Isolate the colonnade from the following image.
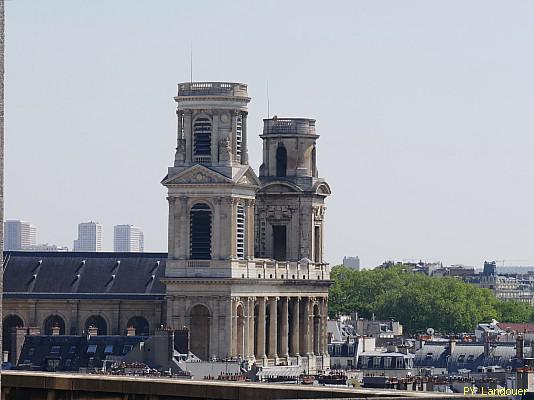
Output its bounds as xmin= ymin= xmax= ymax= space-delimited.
xmin=230 ymin=296 xmax=328 ymax=360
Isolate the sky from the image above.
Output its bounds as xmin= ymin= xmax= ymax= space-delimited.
xmin=6 ymin=0 xmax=534 ymax=268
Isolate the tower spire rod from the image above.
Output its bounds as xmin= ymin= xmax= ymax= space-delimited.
xmin=190 ymin=41 xmax=193 ymax=83
xmin=267 ymin=80 xmax=270 ymax=118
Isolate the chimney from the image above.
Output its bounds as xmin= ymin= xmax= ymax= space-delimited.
xmin=153 ymin=327 xmax=175 ymax=366
xmin=449 ymin=338 xmax=456 ymax=355
xmin=51 ymin=326 xmax=61 ymax=336
xmin=88 ymin=326 xmax=98 ymax=337
xmin=516 ymin=335 xmax=525 ymax=359
xmin=127 ymin=326 xmax=136 ymax=337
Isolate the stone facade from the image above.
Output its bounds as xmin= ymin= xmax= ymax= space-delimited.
xmin=2 ymin=81 xmax=332 ymax=372
xmin=162 ymin=82 xmax=331 ymax=370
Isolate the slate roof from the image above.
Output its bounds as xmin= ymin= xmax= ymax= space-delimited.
xmin=3 ymin=251 xmax=166 ymax=300
xmin=414 ymin=342 xmax=529 ymax=373
xmin=18 ymin=335 xmax=148 ymax=372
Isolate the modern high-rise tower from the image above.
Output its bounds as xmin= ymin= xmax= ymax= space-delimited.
xmin=162 ymin=82 xmax=331 ymax=371
xmin=73 ymin=221 xmax=103 ymax=252
xmin=114 ymin=224 xmax=144 ymax=252
xmin=4 ymin=220 xmax=37 ymax=250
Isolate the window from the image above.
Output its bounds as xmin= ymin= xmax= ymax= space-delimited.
xmin=384 ymin=357 xmax=392 ymax=369
xmin=467 ymin=355 xmax=474 ymax=362
xmin=373 ymin=357 xmax=381 ymax=369
xmin=236 ymin=114 xmax=243 ymax=162
xmin=104 ymin=344 xmax=114 ymax=354
xmin=458 ymin=354 xmax=466 ymax=363
xmin=348 ymin=345 xmax=354 ymax=356
xmin=236 ymin=203 xmax=245 ymax=259
xmin=193 ymin=117 xmax=211 ymax=156
xmin=335 ymin=345 xmax=341 ymax=355
xmin=426 ymin=352 xmax=433 ymax=359
xmin=396 ymin=357 xmax=404 ymax=368
xmin=272 ymin=225 xmax=287 ymax=261
xmin=50 ymin=345 xmax=61 ymax=354
xmin=86 ymin=345 xmax=97 ymax=354
xmin=190 ymin=203 xmax=212 ymax=260
xmin=276 ymin=145 xmax=287 ymax=177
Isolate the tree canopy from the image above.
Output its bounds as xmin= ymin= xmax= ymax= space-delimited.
xmin=329 ymin=264 xmax=534 ymax=334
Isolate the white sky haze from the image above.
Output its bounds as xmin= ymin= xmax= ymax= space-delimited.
xmin=6 ymin=0 xmax=534 ymax=268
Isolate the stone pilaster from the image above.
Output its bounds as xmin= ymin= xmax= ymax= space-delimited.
xmin=211 ymin=110 xmax=218 ymax=163
xmin=183 ymin=110 xmax=192 ymax=163
xmin=167 ymin=197 xmax=176 ymax=258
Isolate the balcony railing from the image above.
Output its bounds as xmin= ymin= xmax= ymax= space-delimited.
xmin=193 ymin=155 xmax=211 ymax=165
xmin=187 ymin=260 xmax=210 ymax=268
xmin=177 ymin=82 xmax=248 ymax=98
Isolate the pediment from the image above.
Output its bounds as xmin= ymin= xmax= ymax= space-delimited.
xmin=259 ymin=181 xmax=303 ymax=193
xmin=313 ymin=181 xmax=332 ymax=196
xmin=234 ymin=167 xmax=261 ymax=186
xmin=162 ymin=165 xmax=232 ymax=185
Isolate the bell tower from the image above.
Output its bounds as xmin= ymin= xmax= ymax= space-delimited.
xmin=162 ymin=82 xmax=260 ymax=278
xmin=256 ymin=118 xmax=331 ymax=262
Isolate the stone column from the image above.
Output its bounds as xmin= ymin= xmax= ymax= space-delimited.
xmin=280 ymin=297 xmax=289 ymax=357
xmin=245 ymin=199 xmax=255 ymax=259
xmin=268 ymin=297 xmax=278 ymax=359
xmin=231 ymin=297 xmax=238 ymax=357
xmin=257 ymin=297 xmax=266 ymax=360
xmin=247 ymin=297 xmax=255 ymax=359
xmin=177 ymin=110 xmax=183 ymax=139
xmin=241 ymin=111 xmax=248 ymax=164
xmin=302 ymin=297 xmax=311 ymax=355
xmin=321 ymin=298 xmax=328 ymax=355
xmin=290 ymin=298 xmax=299 ymax=356
xmin=184 ymin=110 xmax=192 ymax=163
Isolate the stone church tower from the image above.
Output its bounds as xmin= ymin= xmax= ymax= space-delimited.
xmin=162 ymin=82 xmax=331 ymax=371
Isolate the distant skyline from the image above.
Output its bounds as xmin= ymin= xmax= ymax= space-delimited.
xmin=6 ymin=1 xmax=534 ymax=267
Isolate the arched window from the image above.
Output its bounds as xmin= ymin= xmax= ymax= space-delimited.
xmin=190 ymin=304 xmax=210 ymax=360
xmin=276 ymin=144 xmax=287 ymax=177
xmin=44 ymin=315 xmax=66 ymax=335
xmin=236 ymin=202 xmax=245 ymax=259
xmin=85 ymin=315 xmax=107 ymax=335
xmin=193 ymin=117 xmax=212 ymax=157
xmin=3 ymin=315 xmax=24 ymax=362
xmin=190 ymin=203 xmax=212 ymax=260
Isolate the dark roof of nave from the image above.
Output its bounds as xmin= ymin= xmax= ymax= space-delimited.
xmin=3 ymin=251 xmax=166 ymax=299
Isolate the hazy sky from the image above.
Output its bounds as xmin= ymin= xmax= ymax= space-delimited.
xmin=6 ymin=1 xmax=534 ymax=268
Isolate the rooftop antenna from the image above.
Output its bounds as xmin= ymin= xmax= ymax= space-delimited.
xmin=266 ymin=80 xmax=270 ymax=118
xmin=190 ymin=41 xmax=193 ymax=83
